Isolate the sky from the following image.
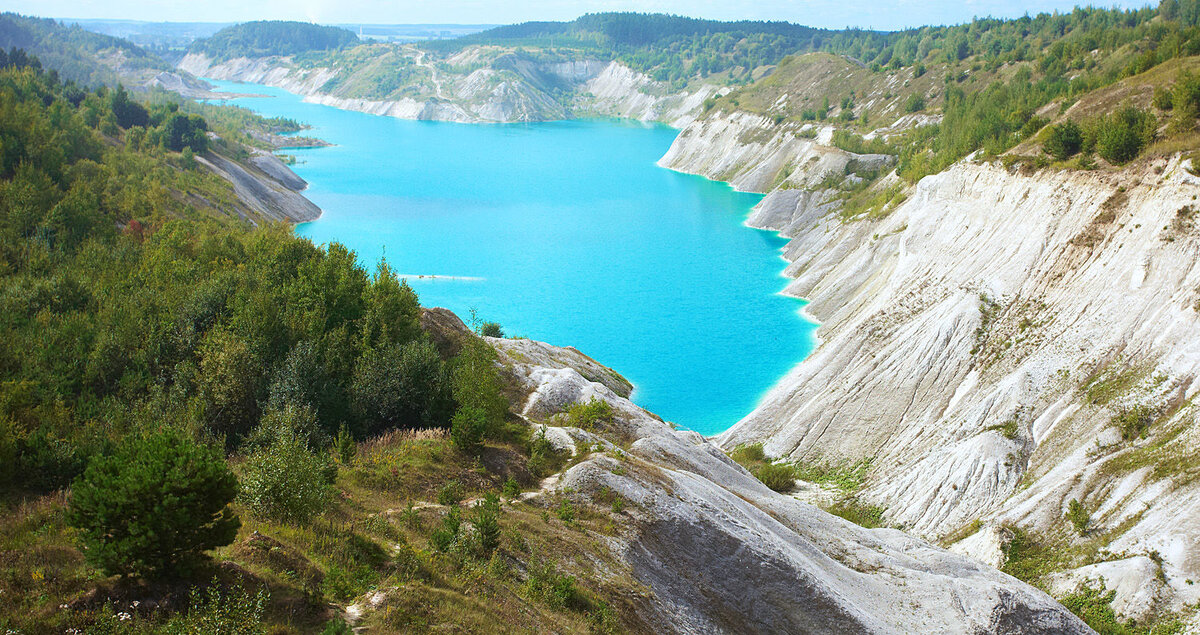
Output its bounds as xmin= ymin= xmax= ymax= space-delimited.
xmin=13 ymin=0 xmax=1137 ymax=31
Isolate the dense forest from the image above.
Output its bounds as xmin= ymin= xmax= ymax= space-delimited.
xmin=190 ymin=21 xmax=360 ymax=61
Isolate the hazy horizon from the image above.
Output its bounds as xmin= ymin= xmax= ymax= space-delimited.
xmin=14 ymin=0 xmax=1140 ymax=32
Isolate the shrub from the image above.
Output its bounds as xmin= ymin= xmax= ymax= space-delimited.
xmin=1115 ymin=405 xmax=1156 ymax=440
xmin=527 ymin=426 xmax=564 ymax=478
xmin=351 ymin=339 xmax=453 ymax=436
xmin=502 ymin=476 xmax=522 ymax=500
xmin=450 ymin=406 xmax=487 ymax=455
xmin=430 ymin=506 xmax=462 ymax=552
xmin=1094 ymin=107 xmax=1155 ymax=165
xmin=471 ymin=493 xmax=501 ymax=556
xmin=556 ymin=499 xmax=577 ymax=524
xmin=479 ymin=321 xmax=504 ymax=338
xmin=240 ymin=430 xmax=334 ymax=524
xmin=169 ymin=578 xmax=270 ymax=635
xmin=1066 ymin=498 xmax=1090 ymax=535
xmin=565 ymin=397 xmax=614 ymax=430
xmin=755 ymin=462 xmax=796 ymax=492
xmin=526 ymin=560 xmax=580 ymax=610
xmin=729 ymin=443 xmax=766 ymax=466
xmin=904 ymin=93 xmax=925 ymax=113
xmin=437 ymin=480 xmax=464 ymax=506
xmin=450 ymin=339 xmax=508 ymax=435
xmin=334 ymin=424 xmax=355 ymax=464
xmin=1043 ymin=120 xmax=1083 ymax=160
xmin=67 ymin=429 xmax=240 ymax=578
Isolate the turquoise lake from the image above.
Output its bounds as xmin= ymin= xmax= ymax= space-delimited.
xmin=205 ymin=79 xmax=817 ymax=435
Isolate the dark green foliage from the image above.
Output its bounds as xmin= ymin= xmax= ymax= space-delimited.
xmin=109 ymin=85 xmax=148 ymax=129
xmin=451 ymin=406 xmax=487 ymax=455
xmin=361 ymin=259 xmax=422 ymax=350
xmin=479 ymin=321 xmax=504 ymax=338
xmin=1116 ymin=405 xmax=1157 ymax=440
xmin=351 ymin=339 xmax=453 ymax=436
xmin=191 ymin=21 xmax=359 ymax=61
xmin=430 ymin=505 xmax=462 ymax=552
xmin=1094 ymin=107 xmax=1156 ymax=165
xmin=527 ymin=426 xmax=565 ymax=478
xmin=156 ymin=111 xmax=209 ymax=153
xmin=335 ymin=424 xmax=356 ymax=464
xmin=904 ymin=93 xmax=925 ymax=113
xmin=1044 ymin=120 xmax=1083 ymax=160
xmin=66 ymin=429 xmax=240 ymax=579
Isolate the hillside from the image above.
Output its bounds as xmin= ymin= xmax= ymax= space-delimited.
xmin=0 ymin=12 xmax=170 ymax=86
xmin=189 ymin=20 xmax=359 ymax=61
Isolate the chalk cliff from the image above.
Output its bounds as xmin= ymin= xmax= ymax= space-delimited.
xmin=662 ymin=108 xmax=1200 ymax=623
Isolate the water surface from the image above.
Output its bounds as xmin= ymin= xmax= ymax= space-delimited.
xmin=205 ymin=79 xmax=817 ymax=435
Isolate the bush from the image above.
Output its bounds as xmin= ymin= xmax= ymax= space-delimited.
xmin=437 ymin=479 xmax=464 ymax=506
xmin=904 ymin=93 xmax=925 ymax=113
xmin=526 ymin=560 xmax=580 ymax=610
xmin=754 ymin=462 xmax=796 ymax=491
xmin=67 ymin=429 xmax=240 ymax=578
xmin=471 ymin=493 xmax=501 ymax=555
xmin=240 ymin=429 xmax=334 ymax=524
xmin=502 ymin=476 xmax=522 ymax=499
xmin=450 ymin=406 xmax=487 ymax=455
xmin=351 ymin=339 xmax=453 ymax=436
xmin=169 ymin=578 xmax=270 ymax=634
xmin=479 ymin=321 xmax=504 ymax=338
xmin=1094 ymin=107 xmax=1156 ymax=165
xmin=1066 ymin=498 xmax=1090 ymax=535
xmin=1043 ymin=120 xmax=1083 ymax=160
xmin=565 ymin=397 xmax=614 ymax=430
xmin=527 ymin=426 xmax=564 ymax=478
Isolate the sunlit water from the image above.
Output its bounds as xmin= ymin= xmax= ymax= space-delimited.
xmin=204 ymin=79 xmax=817 ymax=435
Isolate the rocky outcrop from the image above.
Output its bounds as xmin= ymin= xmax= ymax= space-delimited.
xmin=490 ymin=335 xmax=1090 ymax=634
xmin=198 ymin=150 xmax=321 ymax=223
xmin=176 ymin=51 xmax=717 ymax=126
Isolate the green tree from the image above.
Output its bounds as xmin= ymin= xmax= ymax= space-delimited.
xmin=450 ymin=406 xmax=487 ymax=455
xmin=471 ymin=493 xmax=502 ymax=556
xmin=1043 ymin=120 xmax=1083 ymax=160
xmin=360 ymin=259 xmax=421 ymax=350
xmin=66 ymin=429 xmax=240 ymax=578
xmin=240 ymin=427 xmax=334 ymax=524
xmin=451 ymin=339 xmax=507 ymax=436
xmin=351 ymin=339 xmax=453 ymax=435
xmin=1095 ymin=107 xmax=1155 ymax=164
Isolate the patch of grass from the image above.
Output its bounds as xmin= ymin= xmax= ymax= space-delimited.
xmin=984 ymin=416 xmax=1020 ymax=440
xmin=823 ymin=497 xmax=886 ymax=528
xmin=755 ymin=463 xmax=796 ymax=492
xmin=792 ymin=457 xmax=875 ymax=493
xmin=1083 ymin=363 xmax=1146 ymax=406
xmin=564 ymin=398 xmax=614 ymax=431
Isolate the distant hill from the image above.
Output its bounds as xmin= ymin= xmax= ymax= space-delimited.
xmin=0 ymin=12 xmax=168 ymax=86
xmin=190 ymin=20 xmax=359 ymax=61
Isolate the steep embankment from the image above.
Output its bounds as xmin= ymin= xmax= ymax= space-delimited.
xmin=662 ymin=106 xmax=1200 ymax=622
xmin=176 ymin=49 xmax=719 ymax=126
xmin=475 ymin=312 xmax=1090 ymax=633
xmin=200 ymin=148 xmax=321 ymax=223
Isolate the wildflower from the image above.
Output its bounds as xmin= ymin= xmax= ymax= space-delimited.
xmin=116 ymin=612 xmax=131 ymax=621
xmin=59 ymin=603 xmax=69 ymax=610
xmin=131 ymin=600 xmax=140 ymax=608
